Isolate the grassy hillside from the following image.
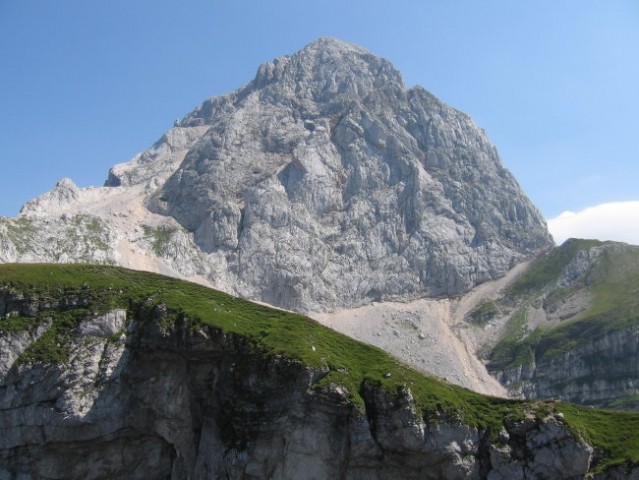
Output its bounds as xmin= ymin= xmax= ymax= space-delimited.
xmin=507 ymin=238 xmax=604 ymax=296
xmin=1 ymin=263 xmax=639 ymax=470
xmin=488 ymin=239 xmax=639 ymax=369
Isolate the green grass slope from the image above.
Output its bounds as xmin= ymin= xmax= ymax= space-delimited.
xmin=1 ymin=263 xmax=639 ymax=470
xmin=488 ymin=239 xmax=639 ymax=370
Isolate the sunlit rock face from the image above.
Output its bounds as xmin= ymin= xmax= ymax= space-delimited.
xmin=1 ymin=37 xmax=552 ymax=314
xmin=148 ymin=37 xmax=552 ymax=312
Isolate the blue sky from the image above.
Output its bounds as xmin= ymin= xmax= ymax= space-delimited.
xmin=1 ymin=1 xmax=638 ymax=241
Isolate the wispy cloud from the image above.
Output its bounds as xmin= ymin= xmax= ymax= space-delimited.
xmin=547 ymin=201 xmax=639 ymax=246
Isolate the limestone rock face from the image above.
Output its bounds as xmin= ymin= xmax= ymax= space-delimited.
xmin=20 ymin=178 xmax=80 ymax=216
xmin=494 ymin=324 xmax=639 ymax=407
xmin=105 ymin=125 xmax=210 ymax=188
xmin=0 ymin=38 xmax=551 ymax=313
xmin=149 ymin=37 xmax=552 ymax=311
xmin=0 ymin=286 xmax=598 ymax=479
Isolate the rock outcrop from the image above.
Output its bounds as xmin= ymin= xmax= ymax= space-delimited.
xmin=0 ymin=37 xmax=552 ymax=314
xmin=495 ymin=324 xmax=639 ymax=407
xmin=0 ymin=269 xmax=614 ymax=479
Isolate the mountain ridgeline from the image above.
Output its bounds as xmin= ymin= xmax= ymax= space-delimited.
xmin=142 ymin=37 xmax=553 ymax=311
xmin=1 ymin=37 xmax=551 ymax=314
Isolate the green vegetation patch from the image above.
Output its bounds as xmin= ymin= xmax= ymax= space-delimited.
xmin=0 ymin=217 xmax=38 ymax=254
xmin=508 ymin=238 xmax=603 ymax=296
xmin=142 ymin=225 xmax=178 ymax=256
xmin=49 ymin=214 xmax=112 ymax=260
xmin=558 ymin=402 xmax=639 ymax=471
xmin=0 ymin=315 xmax=40 ymax=334
xmin=15 ymin=309 xmax=86 ymax=365
xmin=70 ymin=214 xmax=111 ymax=252
xmin=605 ymin=394 xmax=639 ymax=411
xmin=468 ymin=300 xmax=499 ymax=326
xmin=487 ymin=306 xmax=531 ymax=370
xmin=0 ymin=214 xmax=112 ymax=262
xmin=491 ymin=242 xmax=639 ymax=370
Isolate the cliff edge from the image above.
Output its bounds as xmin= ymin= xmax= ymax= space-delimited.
xmin=1 ymin=264 xmax=638 ymax=479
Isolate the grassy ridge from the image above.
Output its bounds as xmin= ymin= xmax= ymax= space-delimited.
xmin=0 ymin=263 xmax=524 ymax=429
xmin=558 ymin=403 xmax=639 ymax=470
xmin=507 ymin=238 xmax=604 ymax=296
xmin=1 ymin=263 xmax=639 ymax=469
xmin=490 ymin=240 xmax=639 ymax=368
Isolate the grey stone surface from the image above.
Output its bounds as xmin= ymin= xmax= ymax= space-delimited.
xmin=77 ymin=309 xmax=126 ymax=338
xmin=149 ymin=37 xmax=553 ymax=312
xmin=19 ymin=177 xmax=80 ymax=215
xmin=0 ymin=37 xmax=552 ymax=314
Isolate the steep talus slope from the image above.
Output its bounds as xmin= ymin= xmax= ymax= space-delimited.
xmin=0 ymin=37 xmax=552 ymax=314
xmin=2 ymin=264 xmax=639 ymax=479
xmin=469 ymin=239 xmax=639 ymax=408
xmin=314 ymin=298 xmax=508 ymax=397
xmin=313 ymin=260 xmax=533 ymax=397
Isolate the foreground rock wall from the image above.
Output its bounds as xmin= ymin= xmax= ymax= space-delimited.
xmin=493 ymin=324 xmax=639 ymax=409
xmin=0 ymin=290 xmax=615 ymax=480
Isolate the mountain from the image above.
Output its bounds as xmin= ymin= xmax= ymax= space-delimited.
xmin=0 ymin=37 xmax=552 ymax=315
xmin=1 ymin=264 xmax=638 ymax=479
xmin=4 ymin=38 xmax=638 ymax=411
xmin=2 ymin=40 xmax=639 ymax=476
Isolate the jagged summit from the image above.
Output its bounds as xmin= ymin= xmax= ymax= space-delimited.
xmin=177 ymin=37 xmax=405 ymax=130
xmin=302 ymin=36 xmax=369 ymax=54
xmin=148 ymin=38 xmax=554 ymax=311
xmin=251 ymin=37 xmax=405 ymax=103
xmin=3 ymin=38 xmax=553 ymax=314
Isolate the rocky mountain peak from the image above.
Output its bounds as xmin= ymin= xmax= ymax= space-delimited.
xmin=252 ymin=37 xmax=404 ymax=104
xmin=145 ymin=39 xmax=554 ymax=311
xmin=302 ymin=36 xmax=370 ymax=56
xmin=20 ymin=177 xmax=80 ymax=216
xmin=3 ymin=38 xmax=554 ymax=313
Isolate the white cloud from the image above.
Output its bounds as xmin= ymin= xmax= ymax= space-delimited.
xmin=547 ymin=201 xmax=639 ymax=246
